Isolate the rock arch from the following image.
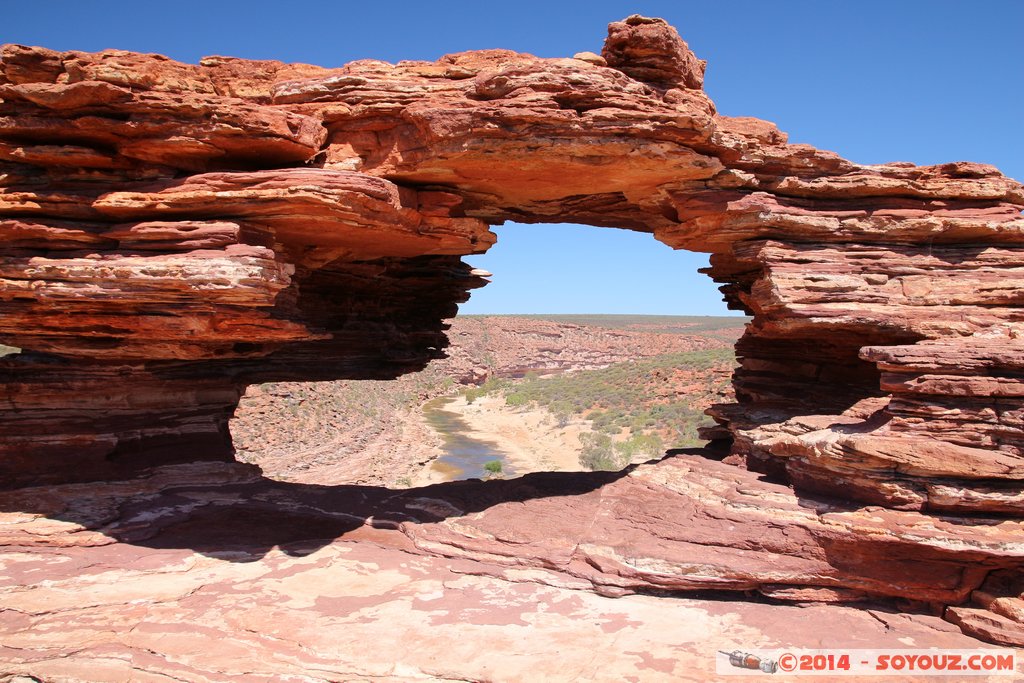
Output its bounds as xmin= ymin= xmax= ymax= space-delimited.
xmin=1 ymin=16 xmax=1022 ymax=643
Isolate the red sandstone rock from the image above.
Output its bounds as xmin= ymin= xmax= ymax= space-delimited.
xmin=602 ymin=15 xmax=707 ymax=89
xmin=1 ymin=461 xmax=998 ymax=681
xmin=0 ymin=458 xmax=1017 ymax=680
xmin=0 ymin=16 xmax=1023 ymax=647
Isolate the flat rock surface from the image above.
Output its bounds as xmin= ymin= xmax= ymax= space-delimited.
xmin=2 ymin=458 xmax=1019 ymax=681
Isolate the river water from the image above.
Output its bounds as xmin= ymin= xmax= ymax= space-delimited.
xmin=422 ymin=396 xmax=517 ymax=481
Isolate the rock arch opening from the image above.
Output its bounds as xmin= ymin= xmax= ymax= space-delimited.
xmin=1 ymin=18 xmax=1020 ymax=496
xmin=228 ymin=219 xmax=748 ymax=484
xmin=422 ymin=220 xmax=747 ymax=480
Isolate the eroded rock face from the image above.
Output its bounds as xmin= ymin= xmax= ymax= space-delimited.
xmin=1 ymin=17 xmax=1022 ymax=645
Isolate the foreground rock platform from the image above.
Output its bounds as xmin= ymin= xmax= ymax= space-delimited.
xmin=1 ymin=14 xmax=1023 ymax=649
xmin=0 ymin=457 xmax=1012 ymax=682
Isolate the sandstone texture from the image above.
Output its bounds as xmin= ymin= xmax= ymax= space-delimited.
xmin=1 ymin=13 xmax=1023 ymax=655
xmin=0 ymin=460 xmax=1009 ymax=682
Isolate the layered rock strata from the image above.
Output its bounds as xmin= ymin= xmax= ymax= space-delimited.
xmin=1 ymin=15 xmax=1022 ymax=644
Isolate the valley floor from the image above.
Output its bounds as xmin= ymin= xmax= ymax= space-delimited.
xmin=232 ymin=315 xmax=744 ymax=488
xmin=414 ymin=395 xmax=589 ymax=486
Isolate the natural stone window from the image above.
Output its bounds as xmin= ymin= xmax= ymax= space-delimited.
xmin=1 ymin=16 xmax=1022 ymax=646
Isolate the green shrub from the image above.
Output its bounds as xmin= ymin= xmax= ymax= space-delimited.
xmin=579 ymin=432 xmax=624 ymax=471
xmin=505 ymin=392 xmax=529 ymax=408
xmin=483 ymin=460 xmax=503 ymax=474
xmin=616 ymin=433 xmax=664 ymax=461
xmin=551 ymin=401 xmax=573 ymax=427
xmin=480 ymin=377 xmax=508 ymax=393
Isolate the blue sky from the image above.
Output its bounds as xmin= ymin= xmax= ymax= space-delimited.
xmin=7 ymin=1 xmax=1022 ymax=315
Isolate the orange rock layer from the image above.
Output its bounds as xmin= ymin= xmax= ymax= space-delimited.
xmin=1 ymin=15 xmax=1022 ymax=644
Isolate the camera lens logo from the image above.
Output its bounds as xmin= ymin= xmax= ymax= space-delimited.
xmin=721 ymin=650 xmax=779 ymax=674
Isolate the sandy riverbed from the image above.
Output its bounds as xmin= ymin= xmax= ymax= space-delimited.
xmin=236 ymin=388 xmax=590 ymax=488
xmin=413 ymin=394 xmax=590 ymax=485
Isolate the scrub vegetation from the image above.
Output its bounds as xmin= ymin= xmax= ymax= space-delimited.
xmin=461 ymin=349 xmax=735 ymax=471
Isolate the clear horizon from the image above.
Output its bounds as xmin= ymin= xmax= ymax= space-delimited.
xmin=8 ymin=1 xmax=1021 ymax=316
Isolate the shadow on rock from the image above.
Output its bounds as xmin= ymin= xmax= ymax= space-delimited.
xmin=0 ymin=459 xmax=632 ymax=562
